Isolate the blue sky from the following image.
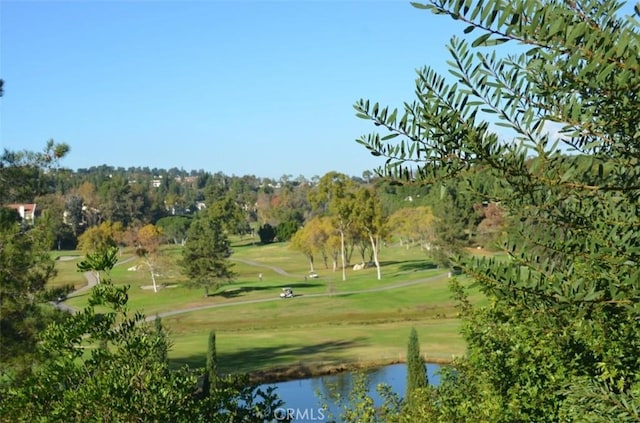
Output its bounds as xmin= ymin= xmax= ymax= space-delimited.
xmin=1 ymin=0 xmax=471 ymax=179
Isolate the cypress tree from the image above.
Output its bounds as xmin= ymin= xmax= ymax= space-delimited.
xmin=406 ymin=327 xmax=427 ymax=403
xmin=204 ymin=330 xmax=218 ymax=395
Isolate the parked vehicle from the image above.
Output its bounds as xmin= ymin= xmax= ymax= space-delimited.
xmin=280 ymin=287 xmax=293 ymax=298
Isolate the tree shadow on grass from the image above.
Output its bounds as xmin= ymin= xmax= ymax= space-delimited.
xmin=397 ymin=260 xmax=438 ymax=272
xmin=217 ymin=284 xmax=272 ymax=298
xmin=282 ymin=282 xmax=323 ymax=289
xmin=171 ymin=337 xmax=368 ymax=378
xmin=217 ymin=282 xmax=323 ymax=298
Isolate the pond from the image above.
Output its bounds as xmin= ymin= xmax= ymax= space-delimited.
xmin=259 ymin=363 xmax=442 ymax=422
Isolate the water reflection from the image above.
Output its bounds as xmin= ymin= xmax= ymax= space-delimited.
xmin=261 ymin=363 xmax=442 ymax=421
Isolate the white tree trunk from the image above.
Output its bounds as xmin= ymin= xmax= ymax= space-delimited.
xmin=369 ymin=233 xmax=382 ymax=280
xmin=145 ymin=258 xmax=158 ymax=293
xmin=308 ymin=256 xmax=315 ymax=273
xmin=150 ymin=264 xmax=158 ymax=293
xmin=340 ymin=229 xmax=346 ymax=281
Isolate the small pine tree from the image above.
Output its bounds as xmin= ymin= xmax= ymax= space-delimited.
xmin=406 ymin=327 xmax=427 ymax=404
xmin=204 ymin=330 xmax=218 ymax=395
xmin=180 ymin=213 xmax=236 ymax=297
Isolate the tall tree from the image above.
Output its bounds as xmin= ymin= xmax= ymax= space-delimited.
xmin=352 ymin=187 xmax=387 ymax=280
xmin=64 ymin=194 xmax=85 ymax=236
xmin=203 ymin=330 xmax=218 ymax=395
xmin=405 ymin=327 xmax=428 ymax=407
xmin=131 ymin=224 xmax=165 ymax=293
xmin=310 ymin=172 xmax=358 ymax=281
xmin=76 ymin=220 xmax=124 ymax=255
xmin=289 ymin=227 xmax=316 ymax=272
xmin=355 ymin=0 xmax=640 ymax=420
xmin=0 ymin=141 xmax=69 ymax=381
xmin=37 ymin=193 xmax=74 ymax=250
xmin=0 ymin=207 xmax=58 ymax=380
xmin=208 ymin=196 xmax=248 ymax=236
xmin=180 ymin=211 xmax=235 ymax=297
xmin=156 ymin=215 xmax=191 ymax=245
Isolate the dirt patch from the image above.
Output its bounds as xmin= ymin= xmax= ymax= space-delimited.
xmin=56 ymin=255 xmax=82 ymax=261
xmin=141 ymin=284 xmax=178 ymax=290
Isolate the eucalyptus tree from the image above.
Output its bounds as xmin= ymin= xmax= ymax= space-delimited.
xmin=208 ymin=196 xmax=250 ymax=236
xmin=387 ymin=206 xmax=436 ymax=249
xmin=352 ymin=187 xmax=387 ymax=280
xmin=156 ymin=215 xmax=191 ymax=245
xmin=76 ymin=221 xmax=124 ymax=256
xmin=290 ymin=227 xmax=316 ymax=272
xmin=355 ymin=0 xmax=640 ymax=419
xmin=309 ymin=172 xmax=359 ymax=281
xmin=64 ymin=194 xmax=85 ymax=236
xmin=131 ymin=224 xmax=165 ymax=293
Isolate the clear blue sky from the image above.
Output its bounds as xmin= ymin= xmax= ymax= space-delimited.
xmin=1 ymin=1 xmax=476 ymax=179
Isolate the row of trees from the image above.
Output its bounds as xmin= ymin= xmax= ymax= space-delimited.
xmin=6 ymin=140 xmax=505 ymax=254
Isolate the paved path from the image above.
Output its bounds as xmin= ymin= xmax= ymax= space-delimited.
xmin=53 ymin=254 xmax=446 ymax=319
xmin=146 ymin=272 xmax=446 ymax=321
xmin=230 ymin=257 xmax=302 ymax=277
xmin=50 ymin=254 xmax=137 ymax=312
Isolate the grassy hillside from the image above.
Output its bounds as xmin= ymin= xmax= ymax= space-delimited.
xmin=49 ymin=238 xmax=484 ymax=378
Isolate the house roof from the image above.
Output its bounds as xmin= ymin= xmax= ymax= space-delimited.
xmin=5 ymin=203 xmax=36 ymax=212
xmin=4 ymin=203 xmax=37 ymax=219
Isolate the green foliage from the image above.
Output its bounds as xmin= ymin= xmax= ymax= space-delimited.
xmin=355 ymin=0 xmax=640 ymax=420
xmin=310 ymin=172 xmax=360 ymax=280
xmin=406 ymin=327 xmax=428 ymax=406
xmin=257 ymin=223 xmax=277 ymax=244
xmin=204 ymin=330 xmax=218 ymax=395
xmin=319 ymin=372 xmax=403 ymax=423
xmin=0 ymin=250 xmax=284 ymax=422
xmin=0 ymin=143 xmax=71 ymax=383
xmin=180 ymin=213 xmax=235 ymax=297
xmin=76 ymin=221 xmax=123 ymax=255
xmin=0 ymin=208 xmax=60 ymax=381
xmin=156 ymin=215 xmax=192 ymax=244
xmin=76 ymin=245 xmax=119 ymax=284
xmin=275 ymin=219 xmax=299 ymax=242
xmin=207 ymin=196 xmax=249 ymax=236
xmin=0 ymin=140 xmax=70 ymax=203
xmin=153 ymin=316 xmax=170 ymax=364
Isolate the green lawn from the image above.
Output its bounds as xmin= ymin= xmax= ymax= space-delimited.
xmin=50 ymin=239 xmax=484 ymax=376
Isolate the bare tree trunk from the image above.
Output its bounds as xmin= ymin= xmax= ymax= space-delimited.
xmin=340 ymin=229 xmax=346 ymax=281
xmin=308 ymin=256 xmax=315 ymax=273
xmin=369 ymin=233 xmax=382 ymax=280
xmin=149 ymin=261 xmax=158 ymax=293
